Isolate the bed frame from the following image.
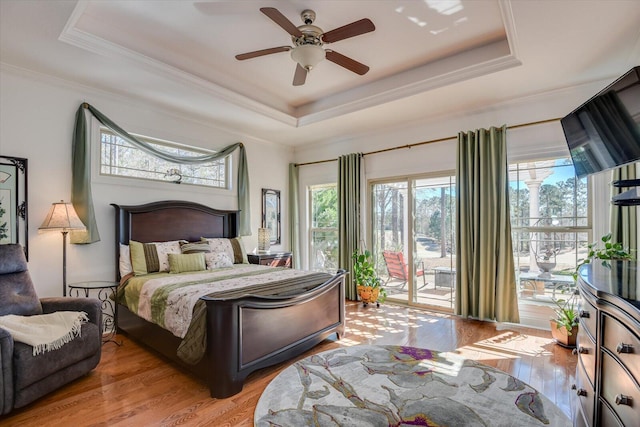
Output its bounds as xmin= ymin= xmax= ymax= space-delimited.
xmin=112 ymin=200 xmax=346 ymax=398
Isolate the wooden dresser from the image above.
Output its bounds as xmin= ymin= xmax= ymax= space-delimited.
xmin=574 ymin=261 xmax=640 ymax=427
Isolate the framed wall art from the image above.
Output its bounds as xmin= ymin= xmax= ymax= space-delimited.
xmin=0 ymin=155 xmax=28 ymax=259
xmin=262 ymin=188 xmax=281 ymax=245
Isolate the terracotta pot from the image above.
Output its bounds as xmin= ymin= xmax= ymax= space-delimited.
xmin=357 ymin=285 xmax=380 ymax=306
xmin=550 ymin=319 xmax=578 ymax=348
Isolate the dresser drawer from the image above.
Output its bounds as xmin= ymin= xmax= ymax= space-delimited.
xmin=601 ymin=351 xmax=640 ymax=427
xmin=578 ymin=293 xmax=597 ymax=340
xmin=573 ymin=360 xmax=595 ymax=426
xmin=599 ymin=400 xmax=624 ymax=427
xmin=576 ymin=326 xmax=597 ymax=386
xmin=602 ymin=313 xmax=640 ymax=382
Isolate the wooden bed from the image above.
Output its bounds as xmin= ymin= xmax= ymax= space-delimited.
xmin=112 ymin=200 xmax=346 ymax=398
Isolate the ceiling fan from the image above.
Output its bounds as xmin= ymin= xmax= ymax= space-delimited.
xmin=235 ymin=7 xmax=375 ymax=86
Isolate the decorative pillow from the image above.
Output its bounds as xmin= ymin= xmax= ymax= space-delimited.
xmin=201 ymin=238 xmax=234 ymax=263
xmin=168 ymin=253 xmax=206 ymax=274
xmin=205 ymin=252 xmax=234 ymax=270
xmin=201 ymin=237 xmax=248 ymax=264
xmin=129 ymin=240 xmax=183 ymax=275
xmin=154 ymin=240 xmax=183 ymax=272
xmin=230 ymin=237 xmax=248 ymax=264
xmin=180 ymin=241 xmax=212 ymax=254
xmin=119 ymin=243 xmax=133 ymax=277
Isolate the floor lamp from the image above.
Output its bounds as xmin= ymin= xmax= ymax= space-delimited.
xmin=38 ymin=201 xmax=87 ymax=297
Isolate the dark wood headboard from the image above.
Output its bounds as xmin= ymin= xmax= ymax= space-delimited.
xmin=112 ymin=200 xmax=239 ymax=279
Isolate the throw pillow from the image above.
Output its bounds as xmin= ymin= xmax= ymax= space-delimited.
xmin=205 ymin=252 xmax=234 ymax=269
xmin=119 ymin=243 xmax=133 ymax=277
xmin=169 ymin=253 xmax=206 ymax=274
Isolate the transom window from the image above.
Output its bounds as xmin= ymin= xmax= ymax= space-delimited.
xmin=100 ymin=129 xmax=228 ymax=188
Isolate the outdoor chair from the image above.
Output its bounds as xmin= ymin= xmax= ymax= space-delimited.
xmin=382 ymin=250 xmax=427 ymax=290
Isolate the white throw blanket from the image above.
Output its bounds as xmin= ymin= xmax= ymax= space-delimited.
xmin=0 ymin=311 xmax=89 ymax=355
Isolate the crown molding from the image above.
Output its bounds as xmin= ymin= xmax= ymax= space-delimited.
xmin=59 ymin=2 xmax=298 ymax=127
xmin=58 ymin=0 xmax=524 ymax=128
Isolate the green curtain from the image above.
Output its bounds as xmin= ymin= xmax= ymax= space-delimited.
xmin=337 ymin=153 xmax=362 ymax=300
xmin=288 ymin=163 xmax=301 ymax=269
xmin=611 ymin=163 xmax=637 ymax=252
xmin=71 ymin=103 xmax=251 ymax=243
xmin=455 ymin=126 xmax=519 ymax=323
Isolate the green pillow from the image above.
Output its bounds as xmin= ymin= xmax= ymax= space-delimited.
xmin=168 ymin=253 xmax=206 ymax=274
xmin=230 ymin=237 xmax=248 ymax=264
xmin=180 ymin=241 xmax=212 ymax=254
xmin=130 ymin=240 xmax=160 ymax=276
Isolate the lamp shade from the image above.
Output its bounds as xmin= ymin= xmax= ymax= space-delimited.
xmin=290 ymin=45 xmax=325 ymax=71
xmin=258 ymin=227 xmax=271 ymax=252
xmin=38 ymin=201 xmax=86 ymax=232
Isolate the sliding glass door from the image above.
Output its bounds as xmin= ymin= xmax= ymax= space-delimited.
xmin=371 ymin=175 xmax=456 ymax=311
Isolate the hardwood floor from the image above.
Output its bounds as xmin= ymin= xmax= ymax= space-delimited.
xmin=2 ymin=302 xmax=577 ymax=426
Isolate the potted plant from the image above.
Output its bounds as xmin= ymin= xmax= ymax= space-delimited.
xmin=573 ymin=233 xmax=634 ymax=281
xmin=551 ymin=233 xmax=634 ymax=348
xmin=352 ymin=250 xmax=386 ymax=307
xmin=550 ymin=296 xmax=579 ymax=348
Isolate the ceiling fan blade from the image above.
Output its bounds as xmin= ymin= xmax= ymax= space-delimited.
xmin=235 ymin=46 xmax=291 ymax=60
xmin=293 ymin=64 xmax=307 ymax=86
xmin=322 ymin=18 xmax=375 ymax=43
xmin=260 ymin=7 xmax=303 ymax=37
xmin=325 ymin=50 xmax=369 ymax=75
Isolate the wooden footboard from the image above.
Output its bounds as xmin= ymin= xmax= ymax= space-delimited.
xmin=202 ymin=270 xmax=346 ymax=398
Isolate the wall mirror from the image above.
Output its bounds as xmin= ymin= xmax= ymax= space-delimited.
xmin=262 ymin=188 xmax=281 ymax=245
xmin=0 ymin=155 xmax=28 ymax=260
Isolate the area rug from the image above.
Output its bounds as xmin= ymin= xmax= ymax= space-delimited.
xmin=254 ymin=345 xmax=570 ymax=426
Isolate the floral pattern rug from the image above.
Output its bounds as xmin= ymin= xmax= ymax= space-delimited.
xmin=254 ymin=345 xmax=571 ymax=427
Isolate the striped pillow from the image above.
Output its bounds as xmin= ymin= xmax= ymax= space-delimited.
xmin=129 ymin=240 xmax=183 ymax=275
xmin=130 ymin=241 xmax=161 ymax=275
xmin=180 ymin=241 xmax=212 ymax=254
xmin=168 ymin=253 xmax=206 ymax=274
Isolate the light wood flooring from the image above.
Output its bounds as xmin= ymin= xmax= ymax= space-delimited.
xmin=2 ymin=302 xmax=577 ymax=426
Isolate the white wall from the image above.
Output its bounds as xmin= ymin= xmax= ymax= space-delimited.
xmin=0 ymin=65 xmax=293 ymax=296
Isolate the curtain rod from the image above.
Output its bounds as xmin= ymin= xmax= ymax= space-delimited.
xmin=295 ymin=116 xmax=562 ymax=167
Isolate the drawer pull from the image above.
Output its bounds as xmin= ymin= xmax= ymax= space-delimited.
xmin=579 ymin=310 xmax=590 ymax=318
xmin=571 ymin=385 xmax=587 ymax=397
xmin=572 ymin=346 xmax=588 ymax=355
xmin=615 ymin=394 xmax=632 ymax=406
xmin=616 ymin=343 xmax=634 ymax=354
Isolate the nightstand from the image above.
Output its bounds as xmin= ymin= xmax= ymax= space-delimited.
xmin=248 ymin=252 xmax=292 ymax=268
xmin=67 ymin=281 xmax=121 ymax=345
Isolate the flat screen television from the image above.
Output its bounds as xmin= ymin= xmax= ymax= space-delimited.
xmin=561 ymin=66 xmax=640 ymax=180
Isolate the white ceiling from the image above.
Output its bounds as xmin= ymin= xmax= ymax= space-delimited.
xmin=1 ymin=0 xmax=639 ymax=148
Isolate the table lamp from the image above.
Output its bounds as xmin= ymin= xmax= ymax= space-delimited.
xmin=38 ymin=200 xmax=86 ymax=296
xmin=258 ymin=227 xmax=271 ymax=252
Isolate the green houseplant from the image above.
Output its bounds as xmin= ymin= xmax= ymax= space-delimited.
xmin=352 ymin=250 xmax=386 ymax=307
xmin=551 ymin=233 xmax=634 ymax=347
xmin=573 ymin=233 xmax=634 ymax=281
xmin=550 ymin=295 xmax=579 ymax=348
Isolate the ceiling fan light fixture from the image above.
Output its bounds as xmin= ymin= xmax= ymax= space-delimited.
xmin=291 ymin=45 xmax=325 ymax=71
